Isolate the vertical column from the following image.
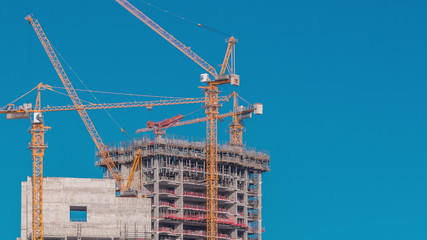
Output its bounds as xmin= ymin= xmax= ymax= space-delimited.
xmin=231 ymin=165 xmax=238 ymax=240
xmin=257 ymin=173 xmax=263 ymax=240
xmin=153 ymin=155 xmax=160 ymax=240
xmin=243 ymin=168 xmax=249 ymax=240
xmin=204 ymin=84 xmax=220 ymax=240
xmin=177 ymin=157 xmax=184 ymax=238
xmin=29 ymin=122 xmax=50 ymax=240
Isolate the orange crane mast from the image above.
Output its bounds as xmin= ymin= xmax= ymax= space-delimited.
xmin=29 ymin=88 xmax=50 ymax=240
xmin=114 ymin=1 xmax=239 ymax=239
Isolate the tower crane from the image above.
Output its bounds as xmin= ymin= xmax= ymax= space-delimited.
xmin=1 ymin=84 xmax=230 ymax=115
xmin=21 ymin=13 xmax=233 ymax=240
xmin=114 ymin=1 xmax=242 ymax=239
xmin=136 ymin=92 xmax=261 ymax=145
xmin=2 ymin=82 xmax=229 ymax=240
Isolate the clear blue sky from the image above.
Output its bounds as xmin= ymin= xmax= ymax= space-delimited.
xmin=1 ymin=0 xmax=427 ymax=239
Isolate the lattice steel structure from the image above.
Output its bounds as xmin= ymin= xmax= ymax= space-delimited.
xmin=29 ymin=122 xmax=50 ymax=240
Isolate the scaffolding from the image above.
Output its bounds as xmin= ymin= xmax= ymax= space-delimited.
xmin=97 ymin=135 xmax=270 ymax=240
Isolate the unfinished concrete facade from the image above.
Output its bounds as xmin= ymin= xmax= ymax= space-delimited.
xmin=97 ymin=136 xmax=270 ymax=240
xmin=19 ymin=177 xmax=151 ymax=240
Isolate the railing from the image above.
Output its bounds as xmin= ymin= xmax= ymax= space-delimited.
xmin=183 ymin=177 xmax=205 ymax=184
xmin=183 ymin=229 xmax=206 ymax=236
xmin=183 ymin=204 xmax=227 ymax=213
xmin=159 ymin=189 xmax=176 ymax=195
xmin=183 ymin=191 xmax=229 ymax=201
xmin=218 ymin=207 xmax=227 ymax=212
xmin=100 ymin=134 xmax=270 ymax=169
xmin=160 ymin=214 xmax=249 ymax=228
xmin=158 ymin=227 xmax=175 ymax=233
xmin=184 ymin=203 xmax=206 ymax=210
xmin=182 ymin=229 xmax=231 ymax=239
xmin=184 ymin=166 xmax=204 ymax=172
xmin=218 ymin=195 xmax=228 ymax=200
xmin=159 ymin=201 xmax=175 ymax=207
xmin=184 ymin=191 xmax=206 ymax=197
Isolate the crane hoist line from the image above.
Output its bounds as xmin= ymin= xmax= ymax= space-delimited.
xmin=138 ymin=0 xmax=231 ymax=36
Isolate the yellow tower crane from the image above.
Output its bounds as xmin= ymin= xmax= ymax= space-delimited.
xmin=2 ymin=82 xmax=230 ymax=240
xmin=12 ymin=13 xmax=234 ymax=240
xmin=114 ymin=1 xmax=241 ymax=239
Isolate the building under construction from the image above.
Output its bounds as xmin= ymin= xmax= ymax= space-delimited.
xmin=97 ymin=135 xmax=270 ymax=240
xmin=7 ymin=0 xmax=271 ymax=239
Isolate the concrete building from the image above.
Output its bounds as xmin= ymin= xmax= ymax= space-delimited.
xmin=98 ymin=135 xmax=270 ymax=240
xmin=19 ymin=177 xmax=151 ymax=240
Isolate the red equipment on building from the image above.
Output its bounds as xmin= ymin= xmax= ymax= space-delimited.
xmin=146 ymin=115 xmax=184 ymax=136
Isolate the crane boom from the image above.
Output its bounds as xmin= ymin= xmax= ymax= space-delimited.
xmin=26 ymin=15 xmax=122 ymax=182
xmin=1 ymin=96 xmax=230 ymax=114
xmin=115 ymin=0 xmax=218 ymax=77
xmin=136 ymin=107 xmax=254 ymax=133
xmin=219 ymin=37 xmax=237 ymax=76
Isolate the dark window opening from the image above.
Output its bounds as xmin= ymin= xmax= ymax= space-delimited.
xmin=70 ymin=206 xmax=87 ymax=222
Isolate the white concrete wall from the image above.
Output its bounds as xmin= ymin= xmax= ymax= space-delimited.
xmin=21 ymin=177 xmax=151 ymax=239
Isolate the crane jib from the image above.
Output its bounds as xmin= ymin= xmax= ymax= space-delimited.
xmin=115 ymin=0 xmax=218 ymax=77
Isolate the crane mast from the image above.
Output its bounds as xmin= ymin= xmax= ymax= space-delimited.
xmin=29 ymin=121 xmax=49 ymax=240
xmin=114 ymin=1 xmax=240 ymax=239
xmin=28 ymin=88 xmax=50 ymax=240
xmin=229 ymin=92 xmax=244 ymax=145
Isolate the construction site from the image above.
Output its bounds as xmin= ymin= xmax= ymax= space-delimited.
xmin=2 ymin=1 xmax=270 ymax=240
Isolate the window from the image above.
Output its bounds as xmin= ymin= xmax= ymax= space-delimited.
xmin=70 ymin=206 xmax=87 ymax=222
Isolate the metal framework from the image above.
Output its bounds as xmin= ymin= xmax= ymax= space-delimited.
xmin=136 ymin=96 xmax=255 ymax=143
xmin=27 ymin=84 xmax=51 ymax=240
xmin=204 ymin=84 xmax=220 ymax=239
xmin=229 ymin=93 xmax=244 ymax=145
xmin=21 ymin=14 xmax=235 ymax=239
xmin=220 ymin=37 xmax=237 ymax=76
xmin=29 ymin=122 xmax=50 ymax=240
xmin=1 ymin=95 xmax=230 ymax=114
xmin=123 ymin=149 xmax=143 ymax=191
xmin=114 ymin=2 xmax=239 ymax=239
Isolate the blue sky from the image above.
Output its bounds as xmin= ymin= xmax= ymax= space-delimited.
xmin=1 ymin=0 xmax=427 ymax=239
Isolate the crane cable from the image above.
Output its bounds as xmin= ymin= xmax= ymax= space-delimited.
xmin=236 ymin=93 xmax=251 ymax=105
xmin=47 ymin=88 xmax=96 ymax=105
xmin=49 ymin=86 xmax=186 ymax=99
xmin=2 ymin=85 xmax=39 ymax=108
xmin=183 ymin=107 xmax=204 ymax=118
xmin=137 ymin=0 xmax=231 ymax=37
xmin=51 ymin=43 xmax=133 ymax=140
